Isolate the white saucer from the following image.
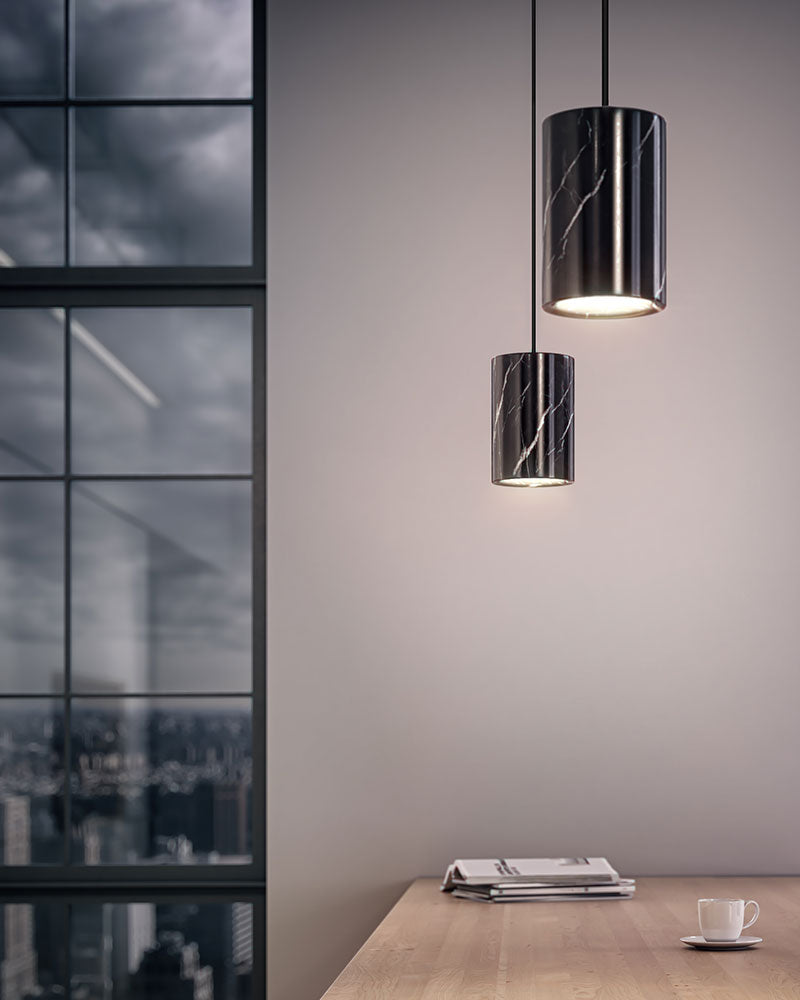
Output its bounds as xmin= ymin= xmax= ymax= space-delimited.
xmin=680 ymin=935 xmax=762 ymax=951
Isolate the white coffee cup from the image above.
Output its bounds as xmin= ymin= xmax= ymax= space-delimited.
xmin=698 ymin=898 xmax=759 ymax=942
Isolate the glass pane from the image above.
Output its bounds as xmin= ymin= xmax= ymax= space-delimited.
xmin=73 ymin=107 xmax=252 ymax=266
xmin=74 ymin=0 xmax=251 ymax=99
xmin=71 ymin=307 xmax=251 ymax=474
xmin=0 ymin=2 xmax=64 ymax=98
xmin=71 ymin=901 xmax=253 ymax=999
xmin=0 ymin=700 xmax=64 ymax=864
xmin=0 ymin=109 xmax=64 ymax=266
xmin=0 ymin=309 xmax=64 ymax=475
xmin=71 ymin=699 xmax=252 ymax=865
xmin=71 ymin=481 xmax=251 ymax=694
xmin=0 ymin=484 xmax=63 ymax=694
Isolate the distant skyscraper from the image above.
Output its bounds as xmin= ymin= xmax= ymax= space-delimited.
xmin=79 ymin=816 xmax=102 ymax=865
xmin=232 ymin=903 xmax=253 ymax=999
xmin=0 ymin=798 xmax=38 ymax=1000
xmin=0 ymin=904 xmax=37 ymax=1000
xmin=231 ymin=904 xmax=252 ymax=974
xmin=213 ymin=784 xmax=247 ymax=857
xmin=125 ymin=904 xmax=156 ymax=975
xmin=69 ymin=904 xmax=158 ymax=1000
xmin=0 ymin=795 xmax=31 ymax=865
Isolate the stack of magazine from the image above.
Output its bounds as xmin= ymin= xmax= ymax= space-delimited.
xmin=441 ymin=857 xmax=635 ymax=903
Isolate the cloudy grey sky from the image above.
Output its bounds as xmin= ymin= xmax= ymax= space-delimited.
xmin=0 ymin=306 xmax=252 ymax=477
xmin=74 ymin=105 xmax=252 ymax=266
xmin=0 ymin=0 xmax=250 ymax=100
xmin=0 ymin=309 xmax=64 ymax=476
xmin=0 ymin=2 xmax=255 ymax=696
xmin=0 ymin=2 xmax=63 ymax=98
xmin=0 ymin=109 xmax=64 ymax=265
xmin=0 ymin=305 xmax=253 ymax=694
xmin=75 ymin=0 xmax=251 ymax=99
xmin=71 ymin=306 xmax=252 ymax=474
xmin=0 ymin=0 xmax=252 ymax=266
xmin=71 ymin=479 xmax=252 ymax=694
xmin=0 ymin=483 xmax=63 ymax=692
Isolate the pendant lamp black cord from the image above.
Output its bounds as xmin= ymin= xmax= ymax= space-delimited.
xmin=602 ymin=0 xmax=609 ymax=106
xmin=531 ymin=0 xmax=537 ymax=355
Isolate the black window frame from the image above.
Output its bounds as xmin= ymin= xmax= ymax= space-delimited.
xmin=0 ymin=0 xmax=267 ymax=901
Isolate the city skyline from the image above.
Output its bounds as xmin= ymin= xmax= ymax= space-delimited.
xmin=0 ymin=704 xmax=252 ymax=867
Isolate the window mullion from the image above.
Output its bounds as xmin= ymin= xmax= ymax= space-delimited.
xmin=64 ymin=0 xmax=71 ymax=265
xmin=63 ymin=305 xmax=72 ymax=868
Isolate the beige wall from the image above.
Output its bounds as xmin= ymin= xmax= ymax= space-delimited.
xmin=267 ymin=1 xmax=800 ymax=996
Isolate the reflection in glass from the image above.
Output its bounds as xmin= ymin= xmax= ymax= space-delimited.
xmin=71 ymin=699 xmax=252 ymax=865
xmin=71 ymin=307 xmax=251 ymax=474
xmin=0 ymin=109 xmax=64 ymax=266
xmin=0 ymin=309 xmax=64 ymax=475
xmin=0 ymin=485 xmax=63 ymax=693
xmin=73 ymin=107 xmax=252 ymax=266
xmin=75 ymin=0 xmax=251 ymax=99
xmin=71 ymin=481 xmax=251 ymax=694
xmin=71 ymin=901 xmax=252 ymax=999
xmin=0 ymin=2 xmax=64 ymax=97
xmin=0 ymin=701 xmax=64 ymax=864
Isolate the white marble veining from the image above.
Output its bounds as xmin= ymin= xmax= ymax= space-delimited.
xmin=549 ymin=168 xmax=607 ymax=270
xmin=542 ymin=112 xmax=592 ymax=241
xmin=491 ymin=355 xmax=524 ymax=449
xmin=511 ymin=370 xmax=574 ymax=475
xmin=634 ymin=116 xmax=657 ymax=166
xmin=512 ymin=402 xmax=554 ymax=476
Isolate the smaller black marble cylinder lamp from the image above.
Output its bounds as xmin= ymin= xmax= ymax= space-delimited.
xmin=491 ymin=352 xmax=574 ymax=486
xmin=543 ymin=106 xmax=666 ymax=318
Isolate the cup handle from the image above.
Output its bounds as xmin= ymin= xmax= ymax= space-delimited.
xmin=743 ymin=900 xmax=760 ymax=930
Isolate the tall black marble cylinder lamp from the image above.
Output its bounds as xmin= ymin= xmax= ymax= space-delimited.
xmin=491 ymin=352 xmax=574 ymax=486
xmin=542 ymin=106 xmax=666 ymax=319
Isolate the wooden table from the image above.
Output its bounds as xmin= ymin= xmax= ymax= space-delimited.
xmin=321 ymin=876 xmax=800 ymax=998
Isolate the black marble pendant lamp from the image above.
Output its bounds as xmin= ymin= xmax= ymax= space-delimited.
xmin=542 ymin=0 xmax=666 ymax=319
xmin=492 ymin=352 xmax=574 ymax=486
xmin=492 ymin=0 xmax=575 ymax=488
